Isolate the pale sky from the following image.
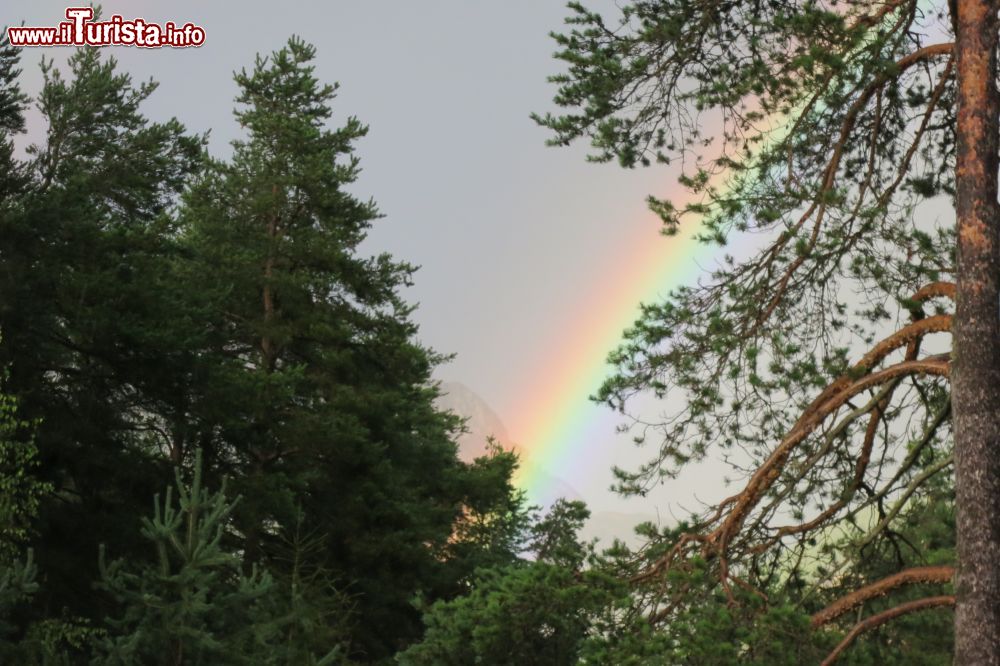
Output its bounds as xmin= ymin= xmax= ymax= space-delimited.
xmin=5 ymin=1 xmax=737 ymax=522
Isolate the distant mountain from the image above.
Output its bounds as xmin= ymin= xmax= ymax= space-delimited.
xmin=435 ymin=381 xmax=513 ymax=461
xmin=434 ymin=381 xmax=583 ymax=502
xmin=434 ymin=380 xmax=655 ymax=548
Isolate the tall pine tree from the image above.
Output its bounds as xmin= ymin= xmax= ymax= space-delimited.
xmin=533 ymin=0 xmax=988 ymax=661
xmin=176 ymin=37 xmax=518 ymax=660
xmin=0 ymin=30 xmax=531 ymax=661
xmin=0 ymin=40 xmax=203 ymax=628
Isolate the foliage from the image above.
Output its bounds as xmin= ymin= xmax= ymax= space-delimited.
xmin=0 ymin=366 xmax=93 ymax=665
xmin=0 ymin=376 xmax=50 ymax=559
xmin=535 ymin=0 xmax=962 ymax=661
xmin=0 ymin=30 xmax=525 ymax=663
xmin=174 ymin=37 xmax=525 ymax=660
xmin=398 ymin=500 xmax=624 ymax=666
xmin=94 ymin=451 xmax=343 ymax=665
xmin=0 ymin=36 xmax=204 ymax=622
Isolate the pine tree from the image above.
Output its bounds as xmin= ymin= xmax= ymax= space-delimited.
xmin=534 ymin=0 xmax=988 ymax=661
xmin=0 ymin=29 xmax=526 ymax=659
xmin=0 ymin=41 xmax=203 ymax=625
xmin=0 ymin=37 xmax=43 ymax=655
xmin=0 ymin=32 xmax=28 ymax=201
xmin=176 ymin=37 xmax=523 ymax=660
xmin=95 ymin=450 xmax=344 ymax=665
xmin=399 ymin=499 xmax=624 ymax=666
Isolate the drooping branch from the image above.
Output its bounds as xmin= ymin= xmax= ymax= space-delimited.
xmin=714 ymin=357 xmax=950 ymax=559
xmin=819 ymin=595 xmax=955 ymax=665
xmin=753 ymin=378 xmax=900 ymax=536
xmin=751 ymin=281 xmax=954 ymax=544
xmin=811 ymin=565 xmax=954 ymax=627
xmin=635 ymin=355 xmax=949 ymax=590
xmin=635 ymin=279 xmax=954 ymax=601
xmin=853 ymin=315 xmax=951 ymax=379
xmin=751 ymin=393 xmax=884 ymax=550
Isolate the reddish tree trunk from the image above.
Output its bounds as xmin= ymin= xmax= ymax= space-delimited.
xmin=952 ymin=1 xmax=1000 ymax=663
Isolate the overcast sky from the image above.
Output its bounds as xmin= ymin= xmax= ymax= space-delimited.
xmin=6 ymin=1 xmax=740 ymax=519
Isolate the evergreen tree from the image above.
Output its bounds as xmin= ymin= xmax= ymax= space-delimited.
xmin=0 ymin=41 xmax=203 ymax=626
xmin=440 ymin=439 xmax=534 ymax=577
xmin=0 ymin=32 xmax=28 ymax=201
xmin=398 ymin=500 xmax=623 ymax=666
xmin=0 ymin=37 xmax=46 ymax=656
xmin=534 ymin=0 xmax=980 ymax=661
xmin=176 ymin=37 xmax=523 ymax=660
xmin=95 ymin=450 xmax=344 ymax=665
xmin=0 ymin=26 xmax=552 ymax=663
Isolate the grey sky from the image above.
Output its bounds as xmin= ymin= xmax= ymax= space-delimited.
xmin=6 ymin=1 xmax=725 ymax=519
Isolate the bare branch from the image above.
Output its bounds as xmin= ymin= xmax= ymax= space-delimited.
xmin=819 ymin=595 xmax=955 ymax=665
xmin=811 ymin=565 xmax=954 ymax=627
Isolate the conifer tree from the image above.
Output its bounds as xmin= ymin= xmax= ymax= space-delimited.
xmin=0 ymin=33 xmax=27 ymax=201
xmin=0 ymin=40 xmax=203 ymax=623
xmin=177 ymin=37 xmax=525 ymax=660
xmin=535 ymin=0 xmax=993 ymax=661
xmin=0 ymin=25 xmax=535 ymax=661
xmin=95 ymin=450 xmax=344 ymax=665
xmin=399 ymin=500 xmax=623 ymax=666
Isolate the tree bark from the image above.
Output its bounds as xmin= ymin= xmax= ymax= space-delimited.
xmin=952 ymin=1 xmax=1000 ymax=663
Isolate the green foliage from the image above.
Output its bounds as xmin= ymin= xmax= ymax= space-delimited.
xmin=400 ymin=564 xmax=604 ymax=666
xmin=0 ymin=369 xmax=95 ymax=665
xmin=255 ymin=510 xmax=354 ymax=666
xmin=0 ymin=380 xmax=50 ymax=559
xmin=173 ymin=36 xmax=520 ymax=660
xmin=399 ymin=500 xmax=624 ymax=666
xmin=0 ymin=36 xmax=204 ymax=625
xmin=442 ymin=439 xmax=534 ymax=577
xmin=0 ymin=550 xmax=37 ymax=625
xmin=0 ymin=367 xmax=40 ymax=643
xmin=94 ymin=451 xmax=343 ymax=665
xmin=585 ymin=588 xmax=822 ymax=665
xmin=812 ymin=492 xmax=956 ymax=664
xmin=0 ymin=31 xmax=524 ymax=662
xmin=535 ymin=0 xmax=960 ymax=661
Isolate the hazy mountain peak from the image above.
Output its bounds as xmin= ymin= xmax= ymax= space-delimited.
xmin=435 ymin=380 xmax=513 ymax=461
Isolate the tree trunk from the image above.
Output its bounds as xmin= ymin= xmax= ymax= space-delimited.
xmin=261 ymin=184 xmax=279 ymax=374
xmin=952 ymin=1 xmax=1000 ymax=663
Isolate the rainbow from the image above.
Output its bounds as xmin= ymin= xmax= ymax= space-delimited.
xmin=510 ymin=0 xmax=945 ymax=505
xmin=511 ymin=116 xmax=792 ymax=506
xmin=510 ymin=194 xmax=723 ymax=504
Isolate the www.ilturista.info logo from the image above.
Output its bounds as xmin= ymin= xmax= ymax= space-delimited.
xmin=7 ymin=7 xmax=205 ymax=48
